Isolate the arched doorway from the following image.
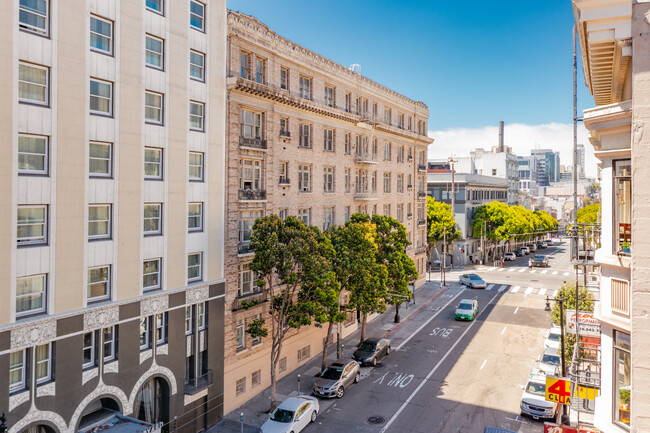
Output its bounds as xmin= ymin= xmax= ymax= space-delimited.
xmin=22 ymin=425 xmax=56 ymax=433
xmin=78 ymin=397 xmax=122 ymax=432
xmin=134 ymin=377 xmax=169 ymax=426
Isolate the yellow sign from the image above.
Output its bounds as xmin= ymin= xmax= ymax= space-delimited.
xmin=546 ymin=376 xmax=571 ymax=405
xmin=577 ymin=385 xmax=600 ymax=401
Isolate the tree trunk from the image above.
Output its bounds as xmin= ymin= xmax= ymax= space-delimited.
xmin=359 ymin=313 xmax=367 ymax=345
xmin=321 ymin=322 xmax=334 ymax=372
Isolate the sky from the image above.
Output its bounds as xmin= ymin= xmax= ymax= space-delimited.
xmin=227 ymin=0 xmax=597 ymax=176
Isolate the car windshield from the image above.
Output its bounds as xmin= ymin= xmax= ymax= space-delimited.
xmin=459 ymin=303 xmax=473 ymax=310
xmin=358 ymin=343 xmax=376 ymax=352
xmin=535 ymin=255 xmax=544 ymax=260
xmin=469 ymin=275 xmax=482 ymax=280
xmin=526 ymin=382 xmax=546 ymax=396
xmin=548 ymin=333 xmax=561 ymax=342
xmin=270 ymin=409 xmax=294 ymax=423
xmin=320 ymin=368 xmax=343 ymax=380
xmin=542 ymin=354 xmax=561 ymax=365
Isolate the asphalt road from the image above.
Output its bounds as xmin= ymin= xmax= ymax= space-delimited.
xmin=306 ymin=240 xmax=575 ymax=433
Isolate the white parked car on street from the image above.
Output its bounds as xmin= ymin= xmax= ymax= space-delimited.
xmin=458 ymin=273 xmax=487 ymax=289
xmin=544 ymin=327 xmax=562 ymax=351
xmin=534 ymin=347 xmax=562 ymax=376
xmin=504 ymin=252 xmax=516 ymax=261
xmin=261 ymin=396 xmax=319 ymax=433
xmin=520 ymin=373 xmax=558 ymax=420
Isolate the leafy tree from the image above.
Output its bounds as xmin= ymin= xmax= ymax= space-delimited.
xmin=426 ymin=197 xmax=461 ymax=265
xmin=550 ymin=281 xmax=595 ymax=364
xmin=577 ymin=203 xmax=600 ymax=224
xmin=246 ymin=215 xmax=335 ymax=408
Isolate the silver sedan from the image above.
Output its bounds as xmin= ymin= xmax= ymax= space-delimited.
xmin=459 ymin=273 xmax=487 ymax=289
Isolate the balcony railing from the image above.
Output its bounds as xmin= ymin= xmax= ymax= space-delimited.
xmin=418 ymin=191 xmax=427 ymax=199
xmin=232 ymin=289 xmax=269 ymax=311
xmin=407 ymin=184 xmax=413 ymax=190
xmin=354 ymin=191 xmax=376 ymax=200
xmin=238 ymin=241 xmax=253 ymax=255
xmin=279 ymin=130 xmax=291 ymax=138
xmin=407 ymin=213 xmax=413 ymax=219
xmin=239 ymin=136 xmax=267 ymax=150
xmin=354 ymin=153 xmax=378 ymax=164
xmin=239 ymin=189 xmax=267 ymax=201
xmin=279 ymin=177 xmax=290 ymax=185
xmin=184 ymin=369 xmax=213 ymax=395
xmin=417 ymin=164 xmax=427 ymax=172
xmin=418 ymin=219 xmax=426 ymax=226
xmin=415 ymin=246 xmax=427 ymax=255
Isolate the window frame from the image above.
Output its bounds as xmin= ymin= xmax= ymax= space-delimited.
xmin=614 ymin=159 xmax=631 ymax=255
xmin=197 ymin=301 xmax=206 ymax=330
xmin=236 ymin=320 xmax=246 ymax=353
xmin=188 ymin=202 xmax=204 ymax=232
xmin=240 ymin=109 xmax=263 ymax=140
xmin=19 ymin=0 xmax=49 ymax=36
xmin=139 ymin=317 xmax=150 ymax=350
xmin=280 ymin=67 xmax=289 ymax=90
xmin=89 ymin=141 xmax=113 ymax=178
xmin=145 ymin=34 xmax=164 ymax=70
xmin=299 ymin=123 xmax=311 ymax=149
xmin=156 ymin=313 xmax=167 ymax=345
xmin=9 ymin=349 xmax=27 ymax=393
xmin=323 ymin=128 xmax=334 ymax=152
xmin=189 ymin=100 xmax=205 ymax=131
xmin=17 ymin=205 xmax=48 ymax=246
xmin=35 ymin=342 xmax=52 ymax=384
xmin=87 ymin=265 xmax=111 ymax=302
xmin=18 ymin=62 xmax=49 ymax=106
xmin=89 ymin=78 xmax=113 ymax=117
xmin=187 ymin=252 xmax=203 ymax=283
xmin=189 ymin=0 xmax=205 ymax=32
xmin=185 ymin=306 xmax=193 ymax=335
xmin=88 ymin=204 xmax=112 ymax=241
xmin=143 ymin=203 xmax=163 ymax=236
xmin=18 ymin=134 xmax=49 ymax=176
xmin=103 ymin=326 xmax=116 ymax=362
xmin=324 ymin=85 xmax=335 ymax=107
xmin=145 ymin=90 xmax=164 ymax=125
xmin=189 ymin=50 xmax=205 ymax=82
xmin=82 ymin=332 xmax=96 ymax=369
xmin=146 ymin=0 xmax=164 ymax=15
xmin=188 ymin=151 xmax=204 ymax=181
xmin=143 ymin=258 xmax=162 ymax=291
xmin=144 ymin=147 xmax=163 ymax=180
xmin=16 ymin=273 xmax=47 ymax=317
xmin=298 ymin=208 xmax=311 ymax=226
xmin=298 ymin=164 xmax=311 ymax=193
xmin=299 ymin=76 xmax=312 ymax=100
xmin=90 ymin=15 xmax=113 ymax=56
xmin=323 ymin=166 xmax=335 ymax=193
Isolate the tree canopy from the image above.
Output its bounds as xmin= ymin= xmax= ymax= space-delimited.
xmin=426 ymin=197 xmax=461 ymax=244
xmin=577 ymin=203 xmax=600 ymax=224
xmin=472 ymin=201 xmax=558 ymax=241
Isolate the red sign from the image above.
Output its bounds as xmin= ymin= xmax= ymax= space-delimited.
xmin=544 ymin=423 xmax=600 ymax=433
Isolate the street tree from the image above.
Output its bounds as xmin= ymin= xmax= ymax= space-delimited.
xmin=577 ymin=203 xmax=600 ymax=224
xmin=426 ymin=196 xmax=461 ymax=266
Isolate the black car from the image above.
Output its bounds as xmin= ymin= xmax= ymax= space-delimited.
xmin=532 ymin=254 xmax=549 ymax=267
xmin=352 ymin=338 xmax=391 ymax=366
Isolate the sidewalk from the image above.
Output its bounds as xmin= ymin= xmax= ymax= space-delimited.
xmin=209 ymin=280 xmax=450 ymax=433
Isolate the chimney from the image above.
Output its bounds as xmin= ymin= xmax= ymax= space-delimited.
xmin=498 ymin=121 xmax=504 ymax=152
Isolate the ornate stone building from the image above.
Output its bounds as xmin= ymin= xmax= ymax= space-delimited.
xmin=0 ymin=1 xmax=227 ymax=432
xmin=223 ymin=11 xmax=433 ymax=413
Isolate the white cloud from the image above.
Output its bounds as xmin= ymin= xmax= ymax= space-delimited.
xmin=427 ymin=122 xmax=597 ymax=178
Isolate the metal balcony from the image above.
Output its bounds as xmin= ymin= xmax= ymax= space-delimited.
xmin=239 ymin=136 xmax=267 ymax=150
xmin=418 ymin=219 xmax=426 ymax=226
xmin=184 ymin=369 xmax=213 ymax=395
xmin=239 ymin=189 xmax=267 ymax=201
xmin=354 ymin=153 xmax=378 ymax=164
xmin=417 ymin=164 xmax=427 ymax=172
xmin=418 ymin=191 xmax=427 ymax=199
xmin=238 ymin=241 xmax=253 ymax=255
xmin=354 ymin=191 xmax=377 ymax=201
xmin=279 ymin=130 xmax=291 ymax=138
xmin=279 ymin=177 xmax=290 ymax=185
xmin=232 ymin=289 xmax=269 ymax=311
xmin=407 ymin=184 xmax=413 ymax=190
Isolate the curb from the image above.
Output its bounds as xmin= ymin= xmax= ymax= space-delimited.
xmin=384 ymin=286 xmax=449 ymax=338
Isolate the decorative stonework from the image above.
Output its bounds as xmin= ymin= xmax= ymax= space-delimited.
xmin=127 ymin=363 xmax=178 ymax=413
xmin=156 ymin=344 xmax=168 ymax=356
xmin=11 ymin=320 xmax=57 ymax=350
xmin=9 ymin=390 xmax=30 ymax=411
xmin=82 ymin=367 xmax=99 ymax=385
xmin=68 ymin=381 xmax=130 ymax=429
xmin=141 ymin=294 xmax=169 ymax=317
xmin=186 ymin=285 xmax=209 ymax=304
xmin=84 ymin=306 xmax=119 ymax=331
xmin=104 ymin=361 xmax=119 ymax=374
xmin=8 ymin=405 xmax=68 ymax=433
xmin=36 ymin=382 xmax=56 ymax=398
xmin=140 ymin=349 xmax=153 ymax=364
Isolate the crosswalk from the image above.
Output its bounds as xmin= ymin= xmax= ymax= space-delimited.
xmin=472 ymin=284 xmax=560 ymax=298
xmin=477 ymin=267 xmax=572 ymax=277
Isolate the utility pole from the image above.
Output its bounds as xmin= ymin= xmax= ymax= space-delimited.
xmin=441 ymin=227 xmax=446 ymax=286
xmin=448 ymin=157 xmax=457 ymax=268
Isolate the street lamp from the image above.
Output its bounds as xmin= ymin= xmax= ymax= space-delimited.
xmin=546 ymin=295 xmax=569 ymax=425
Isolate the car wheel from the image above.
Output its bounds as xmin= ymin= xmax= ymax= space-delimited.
xmin=354 ymin=372 xmax=360 ymax=383
xmin=311 ymin=411 xmax=318 ymax=422
xmin=336 ymin=387 xmax=345 ymax=398
xmin=372 ymin=358 xmax=377 ymax=367
xmin=387 ymin=346 xmax=391 ymax=355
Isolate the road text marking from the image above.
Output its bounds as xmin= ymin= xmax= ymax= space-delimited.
xmin=480 ymin=359 xmax=487 ymax=370
xmin=501 ymin=326 xmax=507 ymax=335
xmin=514 ymin=307 xmax=519 ymax=314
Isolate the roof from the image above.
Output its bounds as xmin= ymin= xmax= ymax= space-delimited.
xmin=427 ymin=173 xmax=509 ymax=188
xmin=543 ymin=347 xmax=560 ymax=356
xmin=277 ymin=396 xmax=315 ymax=411
xmin=459 ymin=299 xmax=475 ymax=304
xmin=361 ymin=338 xmax=382 ymax=344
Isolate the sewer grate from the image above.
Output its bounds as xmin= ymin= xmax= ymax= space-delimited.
xmin=367 ymin=416 xmax=386 ymax=425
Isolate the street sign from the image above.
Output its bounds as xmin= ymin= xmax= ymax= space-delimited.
xmin=565 ymin=310 xmax=600 ymax=337
xmin=545 ymin=376 xmax=571 ymax=405
xmin=576 ymin=384 xmax=599 ymax=400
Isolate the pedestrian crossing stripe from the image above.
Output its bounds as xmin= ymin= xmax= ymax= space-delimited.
xmin=525 ymin=287 xmax=534 ymax=296
xmin=512 ymin=286 xmax=520 ymax=293
xmin=539 ymin=288 xmax=547 ymax=296
xmin=541 ymin=270 xmax=547 ymax=274
xmin=497 ymin=268 xmax=505 ymax=272
xmin=486 ymin=284 xmax=495 ymax=290
xmin=552 ymin=271 xmax=558 ymax=275
xmin=564 ymin=272 xmax=570 ymax=276
xmin=530 ymin=270 xmax=536 ymax=273
xmin=498 ymin=285 xmax=508 ymax=292
xmin=488 ymin=267 xmax=496 ymax=271
xmin=553 ymin=290 xmax=558 ymax=297
xmin=519 ymin=269 xmax=526 ymax=273
xmin=508 ymin=268 xmax=516 ymax=272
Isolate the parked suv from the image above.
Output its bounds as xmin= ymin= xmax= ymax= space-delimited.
xmin=504 ymin=252 xmax=516 ymax=261
xmin=313 ymin=359 xmax=360 ymax=398
xmin=520 ymin=373 xmax=558 ymax=420
xmin=532 ymin=255 xmax=549 ymax=267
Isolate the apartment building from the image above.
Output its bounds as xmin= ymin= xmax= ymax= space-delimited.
xmin=454 ymin=147 xmax=519 ymax=205
xmin=0 ymin=1 xmax=227 ymax=432
xmin=224 ymin=11 xmax=433 ymax=412
xmin=574 ymin=0 xmax=650 ymax=430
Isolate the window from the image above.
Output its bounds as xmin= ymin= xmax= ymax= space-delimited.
xmin=144 ymin=147 xmax=163 ymax=180
xmin=344 ymin=133 xmax=351 ymax=155
xmin=298 ymin=164 xmax=311 ymax=192
xmin=240 ymin=52 xmax=250 ymax=79
xmin=345 ymin=93 xmax=351 ymax=112
xmin=252 ymin=370 xmax=261 ymax=387
xmin=103 ymin=327 xmax=116 ymax=362
xmin=144 ymin=204 xmax=162 ymax=235
xmin=145 ymin=35 xmax=163 ymax=69
xmin=146 ymin=0 xmax=163 ymax=14
xmin=10 ymin=350 xmax=26 ymax=392
xmin=383 ymin=173 xmax=391 ymax=193
xmin=190 ymin=50 xmax=205 ymax=81
xmin=250 ymin=315 xmax=262 ymax=346
xmin=33 ymin=343 xmax=51 ymax=384
xmin=279 ymin=209 xmax=288 ymax=220
xmin=239 ymin=211 xmax=262 ymax=245
xmin=297 ymin=345 xmax=310 ymax=363
xmin=156 ymin=313 xmax=167 ymax=345
xmin=323 ymin=128 xmax=334 ymax=152
xmin=614 ymin=331 xmax=631 ymax=427
xmin=344 ymin=206 xmax=351 ymax=222
xmin=17 ymin=205 xmax=47 ymax=246
xmin=90 ymin=16 xmax=113 ymax=55
xmin=88 ymin=204 xmax=111 ymax=240
xmin=397 ymin=174 xmax=403 ymax=193
xmin=145 ymin=91 xmax=163 ymax=124
xmin=190 ymin=1 xmax=205 ymax=31
xmin=188 ymin=252 xmax=203 ymax=282
xmin=240 ymin=110 xmax=262 ymax=139
xmin=324 ymin=167 xmax=335 ymax=193
xmin=88 ymin=266 xmax=111 ymax=301
xmin=189 ymin=101 xmax=204 ymax=131
xmin=238 ymin=263 xmax=256 ymax=296
xmin=279 ymin=357 xmax=287 ymax=372
xmin=280 ymin=67 xmax=289 ymax=90
xmin=384 ymin=142 xmax=392 ymax=161
xmin=185 ymin=306 xmax=193 ymax=335
xmin=16 ymin=274 xmax=47 ymax=316
xmin=18 ymin=134 xmax=48 ymax=175
xmin=83 ymin=332 xmax=96 ymax=369
xmin=615 ymin=160 xmax=631 ymax=254
xmin=345 ymin=168 xmax=351 ymax=193
xmin=384 ymin=107 xmax=391 ymax=125
xmin=89 ymin=142 xmax=112 ymax=177
xmin=398 ymin=113 xmax=404 ymax=129
xmin=143 ymin=258 xmax=161 ymax=291
xmin=240 ymin=159 xmax=263 ymax=190
xmin=299 ymin=76 xmax=312 ymax=100
xmin=89 ymin=78 xmax=112 ymax=116
xmin=491 ymin=168 xmax=497 ymax=176
xmin=236 ymin=320 xmax=245 ymax=352
xmin=384 ymin=204 xmax=390 ymax=216
xmin=188 ymin=203 xmax=203 ymax=232
xmin=298 ymin=208 xmax=310 ymax=225
xmin=323 ymin=207 xmax=335 ymax=230
xmin=197 ymin=302 xmax=206 ymax=330
xmin=188 ymin=152 xmax=204 ymax=181
xmin=397 ymin=145 xmax=404 ymax=163
xmin=279 ymin=162 xmax=289 ymax=184
xmin=236 ymin=377 xmax=246 ymax=395
xmin=299 ymin=124 xmax=311 ymax=149
xmin=19 ymin=0 xmax=49 ymax=35
xmin=255 ymin=58 xmax=265 ymax=84
xmin=324 ymin=85 xmax=335 ymax=107
xmin=397 ymin=204 xmax=404 ymax=223
xmin=19 ymin=63 xmax=48 ymax=105
xmin=279 ymin=118 xmax=289 ymax=137
xmin=140 ymin=317 xmax=150 ymax=350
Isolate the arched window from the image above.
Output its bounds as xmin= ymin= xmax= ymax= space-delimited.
xmin=134 ymin=377 xmax=169 ymax=425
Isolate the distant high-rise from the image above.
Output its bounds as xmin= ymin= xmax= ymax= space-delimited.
xmin=577 ymin=144 xmax=586 ymax=179
xmin=530 ymin=149 xmax=560 ymax=185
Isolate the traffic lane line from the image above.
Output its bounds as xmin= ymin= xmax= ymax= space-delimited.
xmin=383 ymin=286 xmax=452 ymax=339
xmin=480 ymin=359 xmax=487 ymax=370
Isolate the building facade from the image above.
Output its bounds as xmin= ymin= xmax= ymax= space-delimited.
xmin=0 ymin=1 xmax=227 ymax=432
xmin=454 ymin=148 xmax=519 ymax=205
xmin=530 ymin=148 xmax=561 ymax=185
xmin=224 ymin=11 xmax=433 ymax=413
xmin=574 ymin=0 xmax=650 ymax=430
xmin=518 ymin=154 xmax=541 ymax=195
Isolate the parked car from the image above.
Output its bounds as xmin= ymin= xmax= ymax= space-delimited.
xmin=546 ymin=239 xmax=553 ymax=246
xmin=535 ymin=347 xmax=562 ymax=376
xmin=516 ymin=248 xmax=526 ymax=257
xmin=528 ymin=244 xmax=537 ymax=252
xmin=536 ymin=242 xmax=545 ymax=249
xmin=521 ymin=247 xmax=530 ymax=255
xmin=504 ymin=252 xmax=516 ymax=261
xmin=544 ymin=327 xmax=562 ymax=351
xmin=313 ymin=359 xmax=360 ymax=398
xmin=455 ymin=299 xmax=479 ymax=321
xmin=261 ymin=396 xmax=319 ymax=433
xmin=520 ymin=373 xmax=558 ymax=420
xmin=459 ymin=273 xmax=487 ymax=289
xmin=352 ymin=338 xmax=391 ymax=367
xmin=532 ymin=255 xmax=549 ymax=267
xmin=541 ymin=241 xmax=549 ymax=248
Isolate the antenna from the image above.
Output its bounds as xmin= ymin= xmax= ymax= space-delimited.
xmin=349 ymin=64 xmax=361 ymax=73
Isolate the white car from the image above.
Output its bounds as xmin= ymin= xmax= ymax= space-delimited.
xmin=261 ymin=396 xmax=319 ymax=433
xmin=544 ymin=327 xmax=562 ymax=351
xmin=520 ymin=373 xmax=558 ymax=420
xmin=534 ymin=347 xmax=562 ymax=376
xmin=458 ymin=273 xmax=487 ymax=289
xmin=504 ymin=252 xmax=516 ymax=261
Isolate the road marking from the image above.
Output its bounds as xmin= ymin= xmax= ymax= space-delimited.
xmin=501 ymin=326 xmax=507 ymax=335
xmin=552 ymin=271 xmax=558 ymax=275
xmin=480 ymin=359 xmax=487 ymax=370
xmin=497 ymin=268 xmax=505 ymax=272
xmin=530 ymin=269 xmax=536 ymax=273
xmin=508 ymin=268 xmax=516 ymax=272
xmin=512 ymin=286 xmax=520 ymax=293
xmin=519 ymin=269 xmax=526 ymax=273
xmin=514 ymin=307 xmax=519 ymax=314
xmin=525 ymin=287 xmax=534 ymax=297
xmin=553 ymin=290 xmax=558 ymax=297
xmin=395 ymin=289 xmax=465 ymax=351
xmin=541 ymin=270 xmax=548 ymax=274
xmin=539 ymin=288 xmax=547 ymax=296
xmin=564 ymin=272 xmax=570 ymax=277
xmin=488 ymin=267 xmax=496 ymax=271
xmin=486 ymin=284 xmax=494 ymax=291
xmin=379 ymin=290 xmax=501 ymax=433
xmin=498 ymin=285 xmax=508 ymax=292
